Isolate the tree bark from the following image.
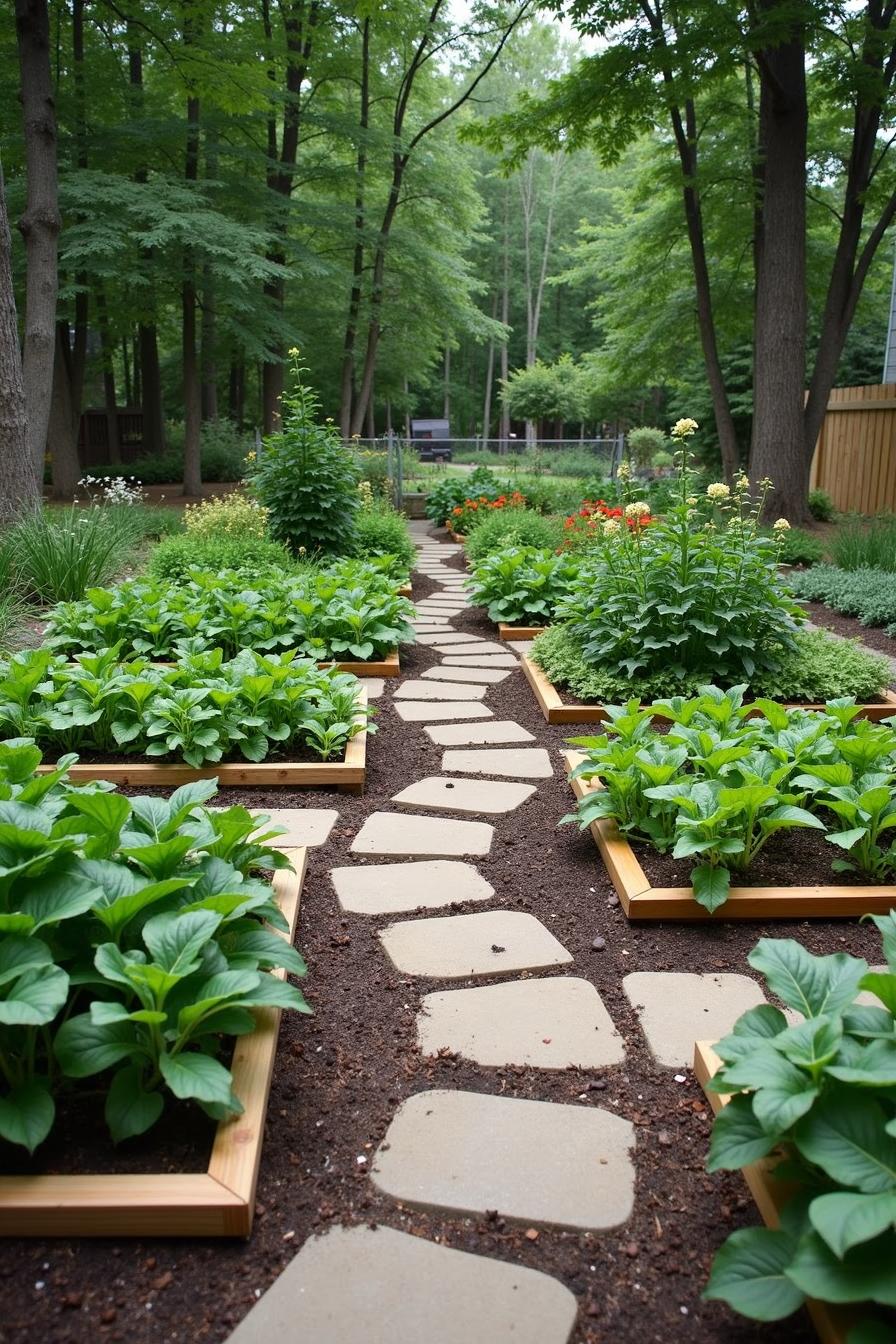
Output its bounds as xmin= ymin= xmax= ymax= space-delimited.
xmin=200 ymin=266 xmax=218 ymax=421
xmin=499 ymin=184 xmax=511 ymax=448
xmin=70 ymin=0 xmax=88 ymax=442
xmin=47 ymin=324 xmax=81 ymax=499
xmin=748 ymin=10 xmax=809 ymax=521
xmin=15 ymin=0 xmax=61 ymax=480
xmin=0 ymin=167 xmax=39 ymax=522
xmin=97 ymin=289 xmax=120 ymax=464
xmin=228 ymin=361 xmax=245 ymax=427
xmin=339 ymin=15 xmax=370 ymax=438
xmin=128 ymin=25 xmax=165 ymax=456
xmin=482 ymin=291 xmax=498 ymax=441
xmin=182 ymin=66 xmax=202 ymax=495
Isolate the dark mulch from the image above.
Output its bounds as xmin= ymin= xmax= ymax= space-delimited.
xmin=0 ymin=531 xmax=879 ymax=1344
xmin=638 ymin=824 xmax=875 ymax=889
xmin=801 ymin=599 xmax=896 ymax=664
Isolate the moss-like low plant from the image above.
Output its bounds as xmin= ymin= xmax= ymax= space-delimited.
xmin=788 ymin=564 xmax=896 ymax=633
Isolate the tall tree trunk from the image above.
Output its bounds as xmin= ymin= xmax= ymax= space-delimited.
xmin=122 ymin=334 xmax=132 ymax=405
xmin=97 ymin=289 xmax=120 ymax=464
xmin=128 ymin=26 xmax=165 ymax=456
xmin=0 ymin=167 xmax=39 ymax=521
xmin=15 ymin=0 xmax=60 ymax=479
xmin=339 ymin=15 xmax=370 ymax=438
xmin=498 ymin=184 xmax=511 ymax=448
xmin=182 ymin=69 xmax=202 ymax=495
xmin=228 ymin=360 xmax=245 ymax=427
xmin=443 ymin=345 xmax=450 ymax=420
xmin=70 ymin=0 xmax=88 ymax=441
xmin=47 ymin=324 xmax=81 ymax=498
xmin=200 ymin=266 xmax=218 ymax=421
xmin=482 ymin=290 xmax=498 ymax=442
xmin=748 ymin=13 xmax=809 ymax=521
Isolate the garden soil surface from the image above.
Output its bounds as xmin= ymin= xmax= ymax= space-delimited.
xmin=801 ymin=598 xmax=896 ymax=665
xmin=0 ymin=537 xmax=884 ymax=1344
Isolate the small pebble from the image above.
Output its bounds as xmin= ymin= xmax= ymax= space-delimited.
xmin=592 ymin=936 xmax=606 ymax=950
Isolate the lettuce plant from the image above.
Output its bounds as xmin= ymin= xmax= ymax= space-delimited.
xmin=467 ymin=546 xmax=580 ymax=625
xmin=703 ymin=927 xmax=896 ymax=1332
xmin=0 ymin=739 xmax=308 ymax=1151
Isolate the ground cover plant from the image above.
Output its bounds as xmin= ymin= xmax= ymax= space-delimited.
xmin=45 ymin=561 xmax=415 ymax=663
xmin=788 ymin=565 xmax=896 ymax=634
xmin=0 ymin=647 xmax=370 ymax=766
xmin=464 ymin=508 xmax=566 ymax=562
xmin=467 ymin=546 xmax=580 ymax=626
xmin=0 ymin=737 xmax=309 ymax=1153
xmin=703 ymin=926 xmax=896 ymax=1331
xmin=567 ymin=685 xmax=896 ymax=911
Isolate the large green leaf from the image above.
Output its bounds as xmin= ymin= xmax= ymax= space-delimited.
xmin=827 ymin=1039 xmax=896 ymax=1088
xmin=105 ymin=1065 xmax=165 ymax=1143
xmin=66 ymin=791 xmax=132 ymax=839
xmin=141 ymin=909 xmax=222 ymax=974
xmin=0 ymin=1081 xmax=55 ymax=1154
xmin=0 ymin=965 xmax=69 ymax=1026
xmin=774 ymin=1015 xmax=843 ymax=1072
xmin=19 ymin=870 xmax=102 ymax=929
xmin=707 ymin=1094 xmax=778 ymax=1171
xmin=92 ymin=876 xmax=197 ymax=940
xmin=809 ymin=1190 xmax=896 ymax=1259
xmin=54 ymin=1014 xmax=139 ymax=1077
xmin=0 ymin=934 xmax=53 ymax=988
xmin=704 ymin=1226 xmax=804 ymax=1320
xmin=748 ymin=939 xmax=867 ymax=1018
xmin=794 ymin=1095 xmax=896 ymax=1193
xmin=158 ymin=1049 xmax=234 ymax=1106
xmin=857 ymin=971 xmax=896 ymax=1016
xmin=786 ymin=1229 xmax=896 ymax=1306
xmin=691 ymin=863 xmax=730 ymax=913
xmin=221 ymin=927 xmax=307 ymax=976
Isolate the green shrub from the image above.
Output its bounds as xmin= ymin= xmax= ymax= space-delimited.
xmin=465 ymin=509 xmax=565 ymax=562
xmin=0 ymin=737 xmax=309 ymax=1151
xmin=184 ymin=494 xmax=268 ymax=539
xmin=147 ymin=533 xmax=294 ymax=583
xmin=771 ymin=526 xmax=824 ymax=566
xmin=87 ymin=422 xmax=251 ymax=486
xmin=246 ymin=355 xmax=359 ymax=555
xmin=808 ymin=487 xmax=836 ymax=521
xmin=468 ymin=546 xmax=579 ymax=625
xmin=787 ymin=565 xmax=896 ymax=633
xmin=533 ymin=624 xmax=888 ymax=704
xmin=626 ymin=426 xmax=667 ymax=469
xmin=353 ymin=501 xmax=415 ymax=579
xmin=8 ymin=507 xmax=134 ymax=603
xmin=831 ymin=513 xmax=896 ymax=571
xmin=424 ymin=467 xmax=501 ymax=524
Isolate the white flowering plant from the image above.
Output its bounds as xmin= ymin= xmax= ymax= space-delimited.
xmin=78 ymin=474 xmax=146 ymax=508
xmin=557 ymin=420 xmax=804 ymax=687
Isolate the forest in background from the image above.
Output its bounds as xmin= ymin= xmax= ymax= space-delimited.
xmin=3 ymin=0 xmax=896 ymax=517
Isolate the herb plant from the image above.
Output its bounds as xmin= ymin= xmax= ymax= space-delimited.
xmin=703 ymin=926 xmax=896 ymax=1329
xmin=0 ymin=738 xmax=308 ymax=1152
xmin=468 ymin=546 xmax=579 ymax=625
xmin=0 ymin=646 xmax=370 ymax=765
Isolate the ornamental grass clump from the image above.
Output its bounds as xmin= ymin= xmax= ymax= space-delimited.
xmin=557 ymin=420 xmax=801 ymax=688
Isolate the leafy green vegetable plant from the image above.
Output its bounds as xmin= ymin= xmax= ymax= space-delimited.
xmin=703 ymin=926 xmax=896 ymax=1330
xmin=468 ymin=546 xmax=579 ymax=625
xmin=423 ymin=467 xmax=502 ymax=525
xmin=0 ymin=646 xmax=370 ymax=765
xmin=0 ymin=738 xmax=308 ymax=1151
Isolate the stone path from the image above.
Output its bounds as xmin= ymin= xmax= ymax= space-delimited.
xmin=232 ymin=525 xmax=787 ymax=1342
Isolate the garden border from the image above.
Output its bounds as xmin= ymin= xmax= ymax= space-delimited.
xmin=498 ymin=625 xmax=548 ymax=641
xmin=0 ymin=850 xmax=308 ymax=1238
xmin=565 ymin=750 xmax=896 ymax=920
xmin=694 ymin=1041 xmax=863 ymax=1344
xmin=36 ymin=691 xmax=368 ymax=793
xmin=526 ymin=654 xmax=896 ymax=725
xmin=319 ymin=650 xmax=399 ymax=678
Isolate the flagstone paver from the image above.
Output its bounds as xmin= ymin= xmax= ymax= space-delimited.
xmin=331 ymin=859 xmax=495 ymax=914
xmin=372 ymin=1089 xmax=635 ymax=1231
xmin=441 ymin=747 xmax=553 ymax=779
xmin=424 ymin=720 xmax=535 ymax=746
xmin=225 ymin=1224 xmax=578 ymax=1344
xmin=395 ymin=680 xmax=489 ymax=700
xmin=254 ymin=807 xmax=339 ymax=848
xmin=421 ymin=666 xmax=512 ymax=685
xmin=351 ymin=811 xmax=494 ymax=858
xmin=433 ymin=642 xmax=509 ymax=657
xmin=623 ymin=971 xmax=767 ymax=1067
xmin=417 ymin=977 xmax=625 ymax=1069
xmin=506 ymin=640 xmax=536 ymax=655
xmin=358 ymin=678 xmax=385 ymax=699
xmin=379 ymin=909 xmax=572 ymax=978
xmin=415 ymin=633 xmax=481 ymax=646
xmin=443 ymin=654 xmax=519 ymax=667
xmin=393 ymin=700 xmax=494 ymax=722
xmin=392 ymin=776 xmax=536 ymax=815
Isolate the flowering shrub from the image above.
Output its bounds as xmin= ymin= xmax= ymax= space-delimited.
xmin=184 ymin=493 xmax=269 ymax=540
xmin=424 ymin=467 xmax=502 ymax=525
xmin=556 ymin=420 xmax=801 ymax=688
xmin=78 ymin=474 xmax=146 ymax=508
xmin=450 ymin=490 xmax=527 ymax=534
xmin=562 ymin=498 xmax=653 ymax=549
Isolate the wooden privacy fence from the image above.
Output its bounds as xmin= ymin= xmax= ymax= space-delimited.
xmin=810 ymin=384 xmax=896 ymax=514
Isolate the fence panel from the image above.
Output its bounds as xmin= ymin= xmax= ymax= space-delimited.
xmin=810 ymin=385 xmax=896 ymax=514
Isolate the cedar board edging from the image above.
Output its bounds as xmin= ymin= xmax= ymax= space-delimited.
xmin=694 ymin=1041 xmax=861 ymax=1344
xmin=35 ymin=690 xmax=368 ymax=793
xmin=0 ymin=849 xmax=308 ymax=1238
xmin=526 ymin=653 xmax=896 ymax=725
xmin=565 ymin=750 xmax=896 ymax=921
xmin=319 ymin=649 xmax=400 ymax=678
xmin=498 ymin=624 xmax=548 ymax=641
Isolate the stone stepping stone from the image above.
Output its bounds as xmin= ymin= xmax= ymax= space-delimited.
xmin=331 ymin=859 xmax=494 ymax=914
xmin=425 ymin=720 xmax=535 ymax=746
xmin=393 ymin=701 xmax=493 ymax=723
xmin=411 ymin=625 xmax=456 ymax=634
xmin=358 ymin=677 xmax=384 ymax=699
xmin=422 ymin=666 xmax=511 ymax=685
xmin=441 ymin=747 xmax=554 ymax=779
xmin=395 ymin=680 xmax=488 ymax=701
xmin=505 ymin=639 xmax=536 ymax=655
xmin=417 ymin=599 xmax=469 ymax=609
xmin=380 ymin=909 xmax=572 ymax=979
xmin=418 ymin=977 xmax=625 ymax=1069
xmin=254 ymin=807 xmax=338 ymax=848
xmin=223 ymin=1223 xmax=578 ymax=1344
xmin=372 ymin=1089 xmax=634 ymax=1231
xmin=443 ymin=654 xmax=519 ymax=668
xmin=351 ymin=811 xmax=493 ymax=858
xmin=392 ymin=776 xmax=535 ymax=815
xmin=434 ymin=641 xmax=508 ymax=657
xmin=415 ymin=633 xmax=480 ymax=646
xmin=623 ymin=972 xmax=766 ymax=1068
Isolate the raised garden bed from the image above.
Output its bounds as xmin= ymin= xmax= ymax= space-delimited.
xmin=565 ymin=750 xmax=896 ymax=920
xmin=498 ymin=624 xmax=548 ymax=641
xmin=0 ymin=850 xmax=307 ymax=1239
xmin=37 ymin=690 xmax=368 ymax=793
xmin=694 ymin=1041 xmax=865 ymax=1344
xmin=319 ymin=649 xmax=400 ymax=678
xmin=527 ymin=654 xmax=896 ymax=725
